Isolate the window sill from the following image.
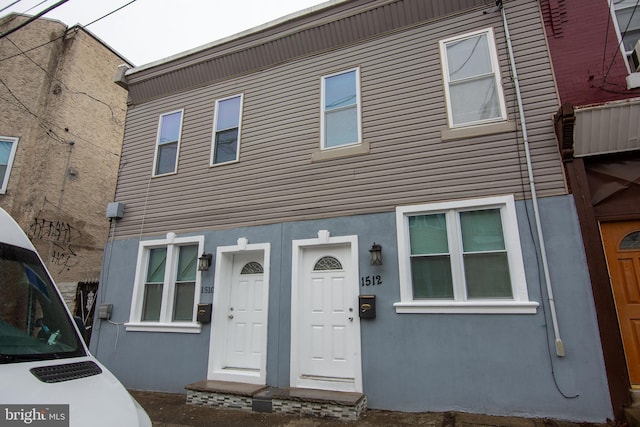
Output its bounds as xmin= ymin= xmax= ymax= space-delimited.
xmin=210 ymin=159 xmax=239 ymax=168
xmin=440 ymin=120 xmax=516 ymax=141
xmin=311 ymin=142 xmax=370 ymax=162
xmin=393 ymin=300 xmax=539 ymax=314
xmin=626 ymin=72 xmax=640 ymax=89
xmin=152 ymin=171 xmax=178 ymax=178
xmin=124 ymin=322 xmax=202 ymax=333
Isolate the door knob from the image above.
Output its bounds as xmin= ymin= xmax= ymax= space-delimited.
xmin=348 ymin=317 xmax=353 ymax=321
xmin=228 ymin=314 xmax=234 ymax=319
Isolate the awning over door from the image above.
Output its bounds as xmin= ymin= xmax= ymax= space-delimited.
xmin=574 ymin=98 xmax=640 ymax=157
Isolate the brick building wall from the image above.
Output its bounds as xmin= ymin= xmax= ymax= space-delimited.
xmin=540 ymin=0 xmax=637 ymax=105
xmin=0 ymin=14 xmax=130 ymax=308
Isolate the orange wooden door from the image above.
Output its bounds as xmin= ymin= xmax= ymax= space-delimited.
xmin=601 ymin=220 xmax=640 ymax=387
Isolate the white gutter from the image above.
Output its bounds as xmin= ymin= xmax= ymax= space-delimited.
xmin=499 ymin=1 xmax=565 ymax=356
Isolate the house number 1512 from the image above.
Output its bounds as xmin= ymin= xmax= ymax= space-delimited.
xmin=361 ymin=275 xmax=382 ymax=286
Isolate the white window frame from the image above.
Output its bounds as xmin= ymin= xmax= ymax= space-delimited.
xmin=0 ymin=136 xmax=19 ymax=194
xmin=210 ymin=94 xmax=243 ymax=166
xmin=610 ymin=0 xmax=640 ymax=71
xmin=394 ymin=195 xmax=538 ymax=314
xmin=152 ymin=109 xmax=184 ymax=177
xmin=609 ymin=0 xmax=640 ymax=88
xmin=439 ymin=28 xmax=508 ymax=129
xmin=126 ymin=233 xmax=204 ymax=333
xmin=320 ymin=67 xmax=362 ymax=150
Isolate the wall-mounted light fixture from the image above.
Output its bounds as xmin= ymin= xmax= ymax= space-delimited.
xmin=369 ymin=243 xmax=382 ymax=265
xmin=198 ymin=252 xmax=213 ymax=271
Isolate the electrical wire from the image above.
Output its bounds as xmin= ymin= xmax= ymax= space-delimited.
xmin=83 ymin=0 xmax=137 ymax=28
xmin=602 ymin=0 xmax=640 ymax=83
xmin=0 ymin=32 xmax=64 ymax=62
xmin=0 ymin=75 xmax=68 ymax=144
xmin=4 ymin=35 xmax=126 ymax=125
xmin=497 ymin=5 xmax=579 ymax=400
xmin=22 ymin=0 xmax=47 ymax=14
xmin=0 ymin=1 xmax=141 ymax=157
xmin=0 ymin=0 xmax=69 ymax=39
xmin=0 ymin=71 xmax=124 ymax=156
xmin=448 ymin=34 xmax=483 ymax=78
xmin=602 ymin=0 xmax=613 ymax=78
xmin=0 ymin=0 xmax=139 ymax=64
xmin=0 ymin=0 xmax=22 ymax=14
xmin=509 ymin=85 xmax=579 ymax=401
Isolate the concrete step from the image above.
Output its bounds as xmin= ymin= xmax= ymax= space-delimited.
xmin=269 ymin=386 xmax=367 ymax=420
xmin=184 ymin=380 xmax=366 ymax=421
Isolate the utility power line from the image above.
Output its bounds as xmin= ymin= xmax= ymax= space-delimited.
xmin=0 ymin=0 xmax=69 ymax=39
xmin=0 ymin=0 xmax=22 ymax=14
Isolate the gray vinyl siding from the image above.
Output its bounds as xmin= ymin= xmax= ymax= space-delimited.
xmin=113 ymin=0 xmax=564 ymax=238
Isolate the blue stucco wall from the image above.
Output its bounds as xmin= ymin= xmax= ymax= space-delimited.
xmin=91 ymin=195 xmax=612 ymax=421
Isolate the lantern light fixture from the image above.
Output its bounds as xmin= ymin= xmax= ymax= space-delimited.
xmin=198 ymin=252 xmax=213 ymax=271
xmin=369 ymin=243 xmax=382 ymax=265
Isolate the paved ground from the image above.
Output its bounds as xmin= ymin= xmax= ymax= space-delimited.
xmin=130 ymin=390 xmax=612 ymax=427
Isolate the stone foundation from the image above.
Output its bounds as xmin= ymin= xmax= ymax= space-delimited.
xmin=185 ymin=380 xmax=367 ymax=420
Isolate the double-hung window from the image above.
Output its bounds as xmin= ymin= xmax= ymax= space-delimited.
xmin=211 ymin=94 xmax=243 ymax=165
xmin=321 ymin=68 xmax=362 ymax=149
xmin=439 ymin=28 xmax=507 ymax=128
xmin=153 ymin=110 xmax=183 ymax=176
xmin=611 ymin=0 xmax=640 ymax=69
xmin=394 ymin=195 xmax=537 ymax=314
xmin=0 ymin=136 xmax=19 ymax=194
xmin=127 ymin=233 xmax=204 ymax=333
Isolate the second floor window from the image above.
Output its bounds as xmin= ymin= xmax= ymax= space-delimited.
xmin=612 ymin=0 xmax=640 ymax=69
xmin=321 ymin=68 xmax=361 ymax=149
xmin=0 ymin=136 xmax=19 ymax=194
xmin=211 ymin=94 xmax=243 ymax=165
xmin=153 ymin=110 xmax=183 ymax=176
xmin=439 ymin=28 xmax=507 ymax=128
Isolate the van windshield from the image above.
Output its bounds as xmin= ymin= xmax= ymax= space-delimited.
xmin=0 ymin=242 xmax=85 ymax=363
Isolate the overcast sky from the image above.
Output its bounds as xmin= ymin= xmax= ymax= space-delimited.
xmin=0 ymin=0 xmax=332 ymax=66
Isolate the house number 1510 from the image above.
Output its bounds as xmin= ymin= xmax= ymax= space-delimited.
xmin=361 ymin=275 xmax=382 ymax=286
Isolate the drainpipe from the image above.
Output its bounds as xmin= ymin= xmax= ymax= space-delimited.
xmin=48 ymin=140 xmax=74 ymax=263
xmin=498 ymin=0 xmax=565 ymax=357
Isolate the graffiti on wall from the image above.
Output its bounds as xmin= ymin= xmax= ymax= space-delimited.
xmin=27 ymin=217 xmax=82 ymax=272
xmin=49 ymin=245 xmax=78 ymax=271
xmin=27 ymin=217 xmax=81 ymax=244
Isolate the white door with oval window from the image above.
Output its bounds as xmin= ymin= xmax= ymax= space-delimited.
xmin=209 ymin=244 xmax=269 ymax=385
xmin=291 ymin=234 xmax=362 ymax=392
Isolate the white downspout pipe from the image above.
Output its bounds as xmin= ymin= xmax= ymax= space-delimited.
xmin=499 ymin=1 xmax=565 ymax=356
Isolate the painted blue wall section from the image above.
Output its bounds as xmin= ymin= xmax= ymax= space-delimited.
xmin=91 ymin=195 xmax=612 ymax=421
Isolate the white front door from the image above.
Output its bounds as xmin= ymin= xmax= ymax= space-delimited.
xmin=291 ymin=234 xmax=362 ymax=392
xmin=224 ymin=253 xmax=265 ymax=370
xmin=209 ymin=244 xmax=270 ymax=384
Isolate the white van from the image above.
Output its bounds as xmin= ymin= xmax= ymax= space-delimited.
xmin=0 ymin=208 xmax=151 ymax=426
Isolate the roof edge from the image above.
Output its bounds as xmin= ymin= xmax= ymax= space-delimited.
xmin=0 ymin=13 xmax=133 ymax=66
xmin=125 ymin=0 xmax=349 ymax=75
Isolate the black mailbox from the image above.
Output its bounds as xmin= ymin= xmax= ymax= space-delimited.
xmin=197 ymin=303 xmax=212 ymax=324
xmin=358 ymin=295 xmax=376 ymax=319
